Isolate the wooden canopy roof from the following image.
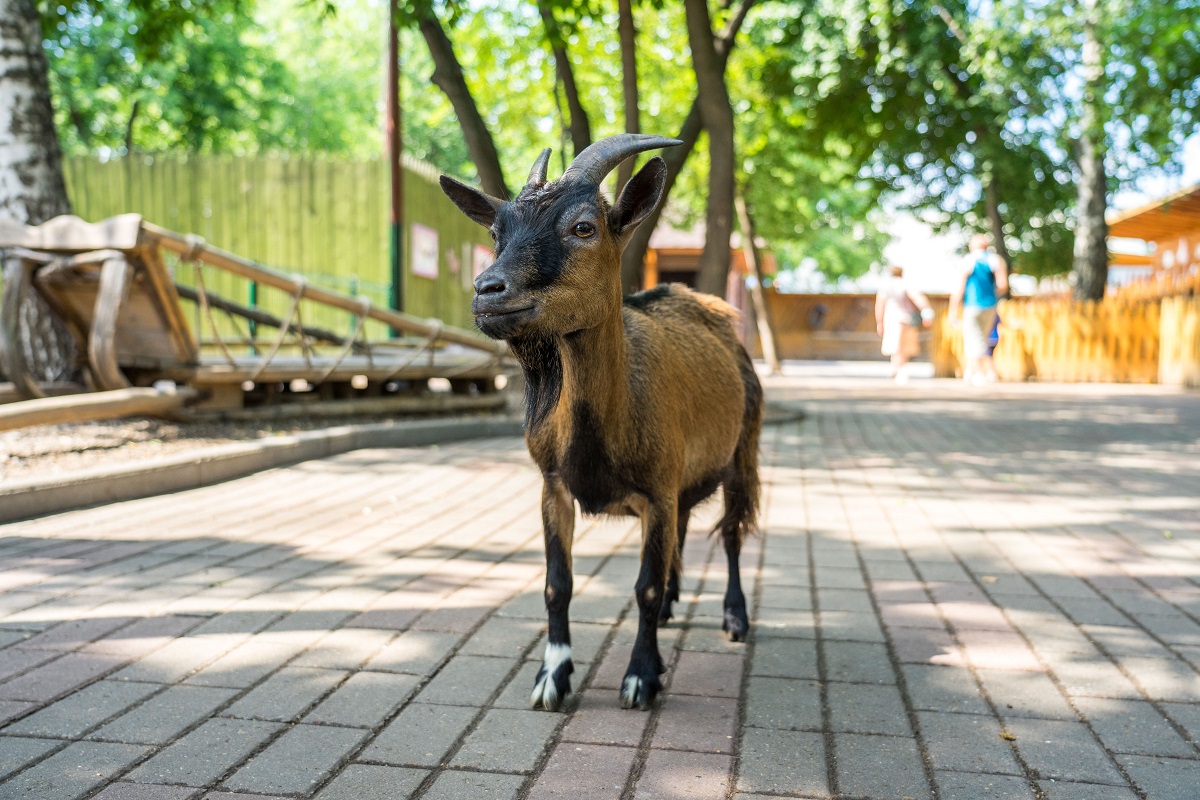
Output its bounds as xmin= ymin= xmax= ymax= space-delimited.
xmin=1108 ymin=182 xmax=1200 ymax=242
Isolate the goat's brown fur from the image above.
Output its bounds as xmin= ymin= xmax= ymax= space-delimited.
xmin=440 ymin=134 xmax=762 ymax=712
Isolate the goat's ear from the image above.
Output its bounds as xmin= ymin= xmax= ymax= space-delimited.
xmin=610 ymin=156 xmax=667 ymax=239
xmin=440 ymin=175 xmax=503 ymax=228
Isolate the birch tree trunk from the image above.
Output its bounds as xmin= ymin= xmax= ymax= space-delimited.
xmin=0 ymin=0 xmax=76 ymax=386
xmin=0 ymin=0 xmax=69 ymax=223
xmin=1072 ymin=0 xmax=1108 ymax=301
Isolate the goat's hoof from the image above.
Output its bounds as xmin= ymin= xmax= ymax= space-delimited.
xmin=723 ymin=607 xmax=749 ymax=642
xmin=531 ymin=645 xmax=574 ymax=712
xmin=619 ymin=672 xmax=662 ymax=710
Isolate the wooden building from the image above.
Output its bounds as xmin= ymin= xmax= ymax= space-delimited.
xmin=1108 ymin=182 xmax=1200 ymax=298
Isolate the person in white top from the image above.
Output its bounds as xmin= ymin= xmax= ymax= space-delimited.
xmin=875 ymin=265 xmax=933 ymax=384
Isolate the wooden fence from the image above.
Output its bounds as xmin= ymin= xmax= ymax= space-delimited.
xmin=1160 ymin=296 xmax=1200 ymax=387
xmin=62 ymin=154 xmax=492 ymax=340
xmin=932 ymin=298 xmax=1165 ymax=384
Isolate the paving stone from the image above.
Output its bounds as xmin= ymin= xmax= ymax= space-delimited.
xmin=91 ymin=685 xmax=239 ymax=745
xmin=1005 ymin=718 xmax=1125 ymax=784
xmin=414 ymin=655 xmax=518 ymax=706
xmin=1072 ymin=696 xmax=1194 ymax=757
xmin=452 ymin=708 xmax=562 ymax=772
xmin=560 ymin=690 xmax=650 ymax=747
xmin=976 ymin=669 xmax=1076 ymax=720
xmin=14 ymin=616 xmax=136 ymax=651
xmin=0 ymin=735 xmax=62 ymax=781
xmin=5 ymin=679 xmax=159 ymax=738
xmin=0 ymin=741 xmax=149 ymax=800
xmin=1115 ymin=754 xmax=1199 ymax=800
xmin=818 ymin=610 xmax=888 ymax=642
xmin=459 ymin=615 xmax=543 ymax=658
xmin=813 ymin=567 xmax=866 ymax=590
xmin=890 ymin=625 xmax=959 ymax=664
xmin=184 ymin=639 xmax=305 ymax=688
xmin=758 ymin=584 xmax=813 ymax=610
xmin=935 ymin=772 xmax=1035 ymax=800
xmin=747 ymin=635 xmax=818 ymax=679
xmin=652 ymin=694 xmax=738 ymax=753
xmin=313 ymin=764 xmax=428 ymax=800
xmin=668 ymin=651 xmax=743 ymax=698
xmin=128 ymin=718 xmax=284 ymax=786
xmin=525 ymin=742 xmax=637 ymax=800
xmin=752 ymin=607 xmax=816 ymax=637
xmin=828 ymin=681 xmax=910 ymax=736
xmin=91 ymin=783 xmax=202 ymax=800
xmin=1160 ymin=701 xmax=1200 ymax=743
xmin=221 ymin=666 xmax=344 ymax=722
xmin=1037 ymin=782 xmax=1139 ymax=800
xmin=364 ymin=630 xmax=461 ymax=675
xmin=633 ymin=750 xmax=731 ymax=800
xmin=736 ymin=728 xmax=828 ymax=796
xmin=288 ymin=628 xmax=392 ymax=670
xmin=223 ymin=723 xmax=369 ymax=795
xmin=743 ymin=676 xmax=821 ymax=731
xmin=824 ymin=641 xmax=897 ymax=685
xmin=422 ymin=770 xmax=525 ymax=800
xmin=304 ymin=671 xmax=420 ymax=727
xmin=0 ymin=647 xmax=56 ymax=683
xmin=917 ymin=711 xmax=1023 ymax=774
xmin=901 ymin=664 xmax=991 ymax=715
xmin=359 ymin=702 xmax=477 ymax=767
xmin=0 ymin=651 xmax=123 ymax=702
xmin=834 ymin=733 xmax=931 ymax=800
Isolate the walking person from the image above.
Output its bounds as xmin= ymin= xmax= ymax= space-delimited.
xmin=876 ymin=265 xmax=934 ymax=384
xmin=951 ymin=233 xmax=1009 ymax=385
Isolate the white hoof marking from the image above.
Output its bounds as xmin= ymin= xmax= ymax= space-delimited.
xmin=620 ymin=675 xmax=642 ymax=709
xmin=531 ymin=643 xmax=572 ymax=710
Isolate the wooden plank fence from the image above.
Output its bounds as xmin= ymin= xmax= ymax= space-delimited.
xmin=61 ymin=154 xmax=492 ymax=342
xmin=1160 ymin=295 xmax=1200 ymax=387
xmin=932 ymin=298 xmax=1164 ymax=384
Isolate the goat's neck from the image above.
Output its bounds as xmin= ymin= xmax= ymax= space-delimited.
xmin=556 ymin=311 xmax=629 ymax=431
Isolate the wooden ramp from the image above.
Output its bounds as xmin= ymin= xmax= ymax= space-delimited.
xmin=0 ymin=214 xmax=508 ymax=419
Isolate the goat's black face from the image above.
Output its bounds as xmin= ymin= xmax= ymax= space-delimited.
xmin=440 ymin=150 xmax=669 ymax=341
xmin=470 ymin=181 xmax=616 ymax=339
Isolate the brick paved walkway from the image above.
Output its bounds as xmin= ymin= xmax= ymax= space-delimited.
xmin=2 ymin=365 xmax=1198 ymax=800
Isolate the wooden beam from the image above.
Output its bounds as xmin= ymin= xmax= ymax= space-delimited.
xmin=141 ymin=222 xmax=507 ymax=357
xmin=0 ymin=386 xmax=198 ymax=432
xmin=190 ymin=391 xmax=505 ymax=423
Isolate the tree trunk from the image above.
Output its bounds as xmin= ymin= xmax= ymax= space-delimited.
xmin=418 ymin=13 xmax=509 ymax=199
xmin=984 ymin=176 xmax=1012 ymax=276
xmin=538 ymin=1 xmax=591 ymax=159
xmin=620 ymin=0 xmax=753 ymax=294
xmin=615 ymin=0 xmax=640 ymax=196
xmin=0 ymin=0 xmax=70 ymax=223
xmin=0 ymin=0 xmax=77 ymax=389
xmin=684 ymin=0 xmax=735 ymax=298
xmin=735 ymin=193 xmax=782 ymax=374
xmin=1072 ymin=0 xmax=1108 ymax=301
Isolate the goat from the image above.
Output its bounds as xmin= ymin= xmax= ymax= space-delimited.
xmin=440 ymin=133 xmax=763 ymax=711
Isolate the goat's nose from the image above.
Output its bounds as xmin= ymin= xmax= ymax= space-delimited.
xmin=474 ymin=272 xmax=507 ymax=295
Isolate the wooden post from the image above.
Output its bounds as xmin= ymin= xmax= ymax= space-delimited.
xmin=734 ymin=194 xmax=782 ymax=375
xmin=387 ymin=0 xmax=405 ymax=316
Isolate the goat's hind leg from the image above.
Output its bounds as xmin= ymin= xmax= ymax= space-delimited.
xmin=532 ymin=480 xmax=575 ymax=711
xmin=658 ymin=505 xmax=691 ymax=625
xmin=622 ymin=499 xmax=675 ymax=710
xmin=718 ymin=481 xmax=751 ymax=642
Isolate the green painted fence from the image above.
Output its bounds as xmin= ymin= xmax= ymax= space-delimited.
xmin=63 ymin=154 xmax=492 ymax=341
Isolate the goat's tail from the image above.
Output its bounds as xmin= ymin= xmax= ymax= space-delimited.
xmin=716 ymin=348 xmax=764 ymax=545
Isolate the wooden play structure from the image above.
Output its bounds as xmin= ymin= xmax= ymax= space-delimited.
xmin=0 ymin=214 xmax=510 ymax=429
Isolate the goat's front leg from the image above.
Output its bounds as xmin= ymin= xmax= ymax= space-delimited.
xmin=532 ymin=478 xmax=575 ymax=711
xmin=621 ymin=498 xmax=676 ymax=710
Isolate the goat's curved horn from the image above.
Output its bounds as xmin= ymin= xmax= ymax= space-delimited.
xmin=561 ymin=134 xmax=683 ymax=186
xmin=526 ymin=148 xmax=552 ymax=186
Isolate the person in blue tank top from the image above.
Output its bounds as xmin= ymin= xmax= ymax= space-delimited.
xmin=951 ymin=233 xmax=1009 ymax=385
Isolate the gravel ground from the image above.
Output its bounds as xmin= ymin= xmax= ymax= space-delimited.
xmin=0 ymin=414 xmax=440 ymax=481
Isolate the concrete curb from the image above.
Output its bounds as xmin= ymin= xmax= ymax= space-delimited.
xmin=0 ymin=415 xmax=525 ymax=524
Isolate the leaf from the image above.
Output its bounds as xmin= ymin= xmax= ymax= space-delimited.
xmin=999 ymin=731 xmax=1016 ymax=741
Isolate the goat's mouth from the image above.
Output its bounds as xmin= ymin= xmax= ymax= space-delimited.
xmin=474 ymin=305 xmax=537 ymax=339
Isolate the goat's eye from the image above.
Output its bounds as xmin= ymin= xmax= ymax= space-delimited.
xmin=488 ymin=229 xmax=497 ymax=241
xmin=573 ymin=222 xmax=596 ymax=239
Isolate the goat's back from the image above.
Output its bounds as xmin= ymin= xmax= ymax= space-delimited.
xmin=621 ymin=284 xmax=753 ymax=486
